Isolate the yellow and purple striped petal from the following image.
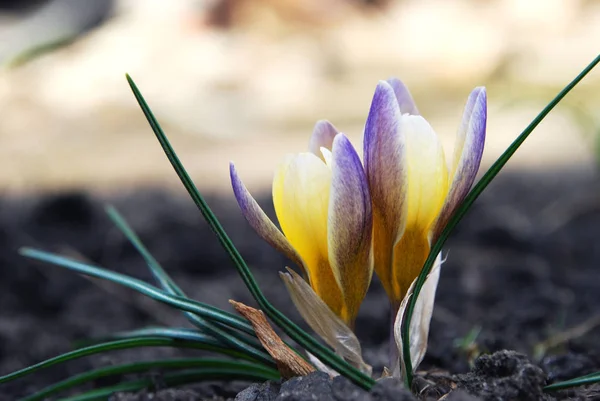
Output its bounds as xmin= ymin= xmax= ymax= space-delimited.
xmin=433 ymin=87 xmax=487 ymax=240
xmin=328 ymin=134 xmax=373 ymax=325
xmin=309 ymin=120 xmax=339 ymax=161
xmin=230 ymin=163 xmax=305 ymax=271
xmin=363 ymin=81 xmax=408 ymax=302
xmin=386 ymin=78 xmax=419 ymax=116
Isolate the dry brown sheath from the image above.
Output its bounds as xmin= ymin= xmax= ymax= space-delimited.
xmin=230 ymin=300 xmax=315 ymax=379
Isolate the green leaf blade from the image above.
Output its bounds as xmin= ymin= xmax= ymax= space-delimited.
xmin=21 ymin=358 xmax=279 ymax=401
xmin=104 ymin=205 xmax=272 ymax=366
xmin=20 ymin=248 xmax=254 ymax=335
xmin=544 ymin=371 xmax=600 ymax=392
xmin=0 ymin=337 xmax=245 ymax=385
xmin=59 ymin=365 xmax=280 ymax=401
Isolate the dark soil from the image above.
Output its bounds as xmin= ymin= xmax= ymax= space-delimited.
xmin=1 ymin=169 xmax=600 ymax=400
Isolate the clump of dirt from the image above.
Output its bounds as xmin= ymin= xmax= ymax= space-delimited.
xmin=455 ymin=351 xmax=549 ymax=400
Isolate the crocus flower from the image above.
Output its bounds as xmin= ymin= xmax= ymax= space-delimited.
xmin=230 ymin=122 xmax=373 ymax=372
xmin=364 ymin=78 xmax=486 ymax=374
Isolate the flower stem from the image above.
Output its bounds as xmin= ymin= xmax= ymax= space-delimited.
xmin=388 ymin=301 xmax=400 ymax=375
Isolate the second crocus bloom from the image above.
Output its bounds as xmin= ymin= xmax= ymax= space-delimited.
xmin=230 ymin=123 xmax=373 ymax=372
xmin=364 ymin=79 xmax=487 ymax=310
xmin=364 ymin=79 xmax=486 ymax=375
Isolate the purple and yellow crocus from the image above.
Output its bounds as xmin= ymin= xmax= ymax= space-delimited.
xmin=230 ymin=78 xmax=487 ymax=376
xmin=364 ymin=79 xmax=487 ymax=310
xmin=230 ymin=125 xmax=373 ymax=328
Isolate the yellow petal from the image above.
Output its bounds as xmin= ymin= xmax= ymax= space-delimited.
xmin=390 ymin=115 xmax=448 ymax=303
xmin=272 ymin=153 xmax=344 ymax=316
xmin=391 ymin=229 xmax=430 ymax=305
xmin=403 ymin=115 xmax=449 ymax=231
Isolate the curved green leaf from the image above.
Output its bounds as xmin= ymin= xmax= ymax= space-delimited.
xmin=19 ymin=248 xmax=254 ymax=336
xmin=0 ymin=337 xmax=246 ymax=384
xmin=98 ymin=327 xmax=232 ymax=343
xmin=544 ymin=371 xmax=600 ymax=392
xmin=58 ymin=365 xmax=280 ymax=401
xmin=104 ymin=205 xmax=270 ymax=364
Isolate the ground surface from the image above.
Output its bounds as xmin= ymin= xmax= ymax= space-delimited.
xmin=1 ymin=169 xmax=600 ymax=400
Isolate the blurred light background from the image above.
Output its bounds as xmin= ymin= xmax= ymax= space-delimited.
xmin=0 ymin=0 xmax=598 ymax=195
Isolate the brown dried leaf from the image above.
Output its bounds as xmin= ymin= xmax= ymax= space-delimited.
xmin=229 ymin=300 xmax=315 ymax=379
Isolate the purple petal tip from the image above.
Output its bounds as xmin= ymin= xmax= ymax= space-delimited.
xmin=386 ymin=78 xmax=419 ymax=115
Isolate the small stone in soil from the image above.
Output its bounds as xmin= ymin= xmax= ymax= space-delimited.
xmin=369 ymin=378 xmax=415 ymax=401
xmin=235 ymin=380 xmax=281 ymax=401
xmin=331 ymin=375 xmax=370 ymax=401
xmin=275 ymin=372 xmax=336 ymax=400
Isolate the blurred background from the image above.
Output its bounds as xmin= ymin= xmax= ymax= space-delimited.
xmin=1 ymin=3 xmax=600 ymax=397
xmin=0 ymin=0 xmax=598 ymax=196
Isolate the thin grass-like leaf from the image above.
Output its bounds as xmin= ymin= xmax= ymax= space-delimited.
xmin=105 ymin=205 xmax=187 ymax=293
xmin=401 ymin=54 xmax=600 ymax=387
xmin=544 ymin=371 xmax=600 ymax=391
xmin=126 ymin=74 xmax=375 ymax=389
xmin=20 ymin=248 xmax=254 ymax=336
xmin=99 ymin=327 xmax=233 ymax=343
xmin=88 ymin=326 xmax=271 ymax=366
xmin=104 ymin=205 xmax=270 ymax=364
xmin=21 ymin=248 xmax=272 ymax=365
xmin=58 ymin=365 xmax=280 ymax=401
xmin=87 ymin=327 xmax=259 ymax=364
xmin=0 ymin=337 xmax=246 ymax=384
xmin=21 ymin=358 xmax=279 ymax=401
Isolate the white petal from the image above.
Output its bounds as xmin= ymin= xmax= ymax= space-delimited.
xmin=307 ymin=352 xmax=339 ymax=377
xmin=394 ymin=253 xmax=442 ymax=378
xmin=280 ymin=268 xmax=372 ymax=376
xmin=320 ymin=147 xmax=333 ymax=167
